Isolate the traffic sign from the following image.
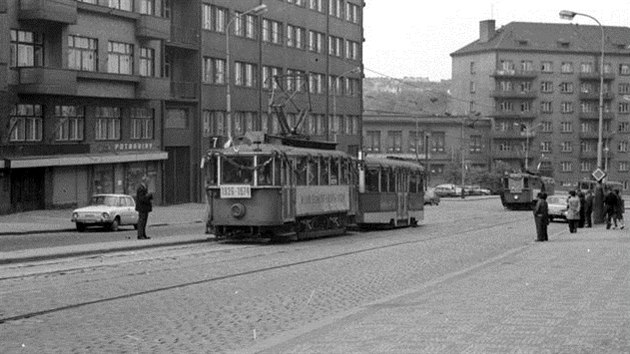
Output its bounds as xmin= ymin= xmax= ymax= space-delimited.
xmin=592 ymin=168 xmax=606 ymax=182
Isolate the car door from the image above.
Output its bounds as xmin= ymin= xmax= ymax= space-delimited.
xmin=126 ymin=196 xmax=139 ymax=224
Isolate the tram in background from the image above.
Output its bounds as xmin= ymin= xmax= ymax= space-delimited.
xmin=575 ymin=179 xmax=623 ymax=194
xmin=203 ymin=135 xmax=425 ymax=242
xmin=500 ymin=171 xmax=555 ymax=210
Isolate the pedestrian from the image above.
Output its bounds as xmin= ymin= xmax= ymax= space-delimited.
xmin=584 ymin=190 xmax=593 ymax=228
xmin=533 ymin=192 xmax=549 ymax=241
xmin=614 ymin=189 xmax=625 ymax=230
xmin=135 ymin=175 xmax=153 ymax=240
xmin=604 ymin=188 xmax=619 ymax=230
xmin=566 ymin=190 xmax=581 ymax=234
xmin=577 ymin=191 xmax=586 ymax=228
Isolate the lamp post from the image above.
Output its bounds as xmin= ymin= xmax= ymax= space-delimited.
xmin=331 ymin=67 xmax=361 ymax=140
xmin=560 ymin=10 xmax=605 ymax=223
xmin=514 ymin=122 xmax=542 ymax=170
xmin=225 ymin=4 xmax=267 ymax=143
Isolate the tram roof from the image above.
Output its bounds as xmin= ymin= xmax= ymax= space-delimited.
xmin=209 ymin=143 xmax=351 ymax=158
xmin=364 ymin=156 xmax=424 ymax=171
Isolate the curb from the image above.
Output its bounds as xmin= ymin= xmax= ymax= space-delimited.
xmin=0 ymin=220 xmax=206 ymax=237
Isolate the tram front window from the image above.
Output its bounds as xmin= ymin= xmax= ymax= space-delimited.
xmin=366 ymin=168 xmax=379 ymax=192
xmin=222 ymin=156 xmax=253 ymax=184
xmin=257 ymin=155 xmax=273 ymax=186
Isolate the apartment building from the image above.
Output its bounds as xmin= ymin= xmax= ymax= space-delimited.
xmin=0 ymin=0 xmax=365 ymax=214
xmin=451 ymin=20 xmax=630 ymax=190
xmin=362 ymin=113 xmax=492 ymax=186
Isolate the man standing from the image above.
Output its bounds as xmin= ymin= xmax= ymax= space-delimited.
xmin=604 ymin=188 xmax=619 ymax=230
xmin=584 ymin=190 xmax=594 ymax=228
xmin=135 ymin=175 xmax=153 ymax=239
xmin=533 ymin=192 xmax=549 ymax=241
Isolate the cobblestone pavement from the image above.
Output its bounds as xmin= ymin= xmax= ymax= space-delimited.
xmin=0 ymin=199 xmax=628 ymax=353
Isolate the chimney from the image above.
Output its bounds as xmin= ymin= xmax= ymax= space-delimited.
xmin=479 ymin=20 xmax=496 ymax=43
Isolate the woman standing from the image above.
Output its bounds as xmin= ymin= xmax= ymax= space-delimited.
xmin=533 ymin=192 xmax=549 ymax=241
xmin=566 ymin=190 xmax=581 ymax=234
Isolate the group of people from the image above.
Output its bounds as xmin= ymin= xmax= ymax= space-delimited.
xmin=533 ymin=188 xmax=625 ymax=242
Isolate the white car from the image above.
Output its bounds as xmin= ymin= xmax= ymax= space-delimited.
xmin=71 ymin=194 xmax=139 ymax=232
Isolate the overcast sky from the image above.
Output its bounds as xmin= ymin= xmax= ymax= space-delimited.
xmin=363 ymin=1 xmax=630 ymax=81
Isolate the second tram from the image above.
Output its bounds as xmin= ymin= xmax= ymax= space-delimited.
xmin=500 ymin=172 xmax=555 ymax=210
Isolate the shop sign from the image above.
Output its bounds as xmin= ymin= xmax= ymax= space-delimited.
xmin=114 ymin=143 xmax=154 ymax=151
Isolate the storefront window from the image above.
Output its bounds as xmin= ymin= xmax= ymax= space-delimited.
xmin=93 ymin=165 xmax=114 ymax=195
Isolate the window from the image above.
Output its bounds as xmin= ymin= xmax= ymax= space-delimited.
xmin=344 ymin=78 xmax=360 ymax=97
xmin=520 ymin=102 xmax=531 ymax=112
xmin=139 ymin=0 xmax=155 ymax=15
xmin=499 ymin=60 xmax=514 ymax=72
xmin=541 ymin=61 xmax=553 ymax=72
xmin=519 ymin=81 xmax=532 ymax=92
xmin=202 ymin=57 xmax=225 ymax=84
xmin=470 ymin=62 xmax=475 ymax=75
xmin=263 ymin=66 xmax=281 ymax=90
xmin=498 ymin=141 xmax=511 ymax=151
xmin=234 ymin=61 xmax=256 ymax=87
xmin=139 ymin=47 xmax=154 ymax=77
xmin=540 ymin=81 xmax=553 ymax=93
xmin=560 ymin=121 xmax=573 ymax=133
xmin=541 ymin=121 xmax=553 ymax=132
xmin=604 ymin=63 xmax=613 ymax=74
xmin=581 ymin=161 xmax=592 ymax=172
xmin=365 ymin=131 xmax=380 ymax=152
xmin=10 ymin=104 xmax=42 ymax=142
xmin=620 ymin=102 xmax=630 ymax=114
xmin=541 ymin=101 xmax=552 ymax=113
xmin=233 ymin=111 xmax=257 ymax=136
xmin=561 ymin=102 xmax=574 ymax=113
xmin=470 ymin=81 xmax=476 ymax=93
xmin=328 ymin=36 xmax=343 ymax=57
xmin=203 ymin=110 xmax=224 ymax=137
xmin=55 ymin=105 xmax=84 ymax=142
xmin=263 ymin=19 xmax=282 ymax=45
xmin=10 ymin=30 xmax=43 ymax=67
xmin=68 ymin=35 xmax=97 ymax=71
xmin=108 ymin=0 xmax=132 ymax=11
xmin=561 ymin=161 xmax=573 ymax=172
xmin=95 ymin=107 xmax=121 ymax=140
xmin=345 ymin=2 xmax=360 ymax=23
xmin=581 ymin=101 xmax=597 ymax=113
xmin=619 ymin=122 xmax=630 ymax=133
xmin=499 ymin=81 xmax=513 ymax=91
xmin=619 ymin=140 xmax=629 ymax=152
xmin=345 ymin=40 xmax=360 ymax=60
xmin=408 ymin=131 xmax=424 ymax=153
xmin=619 ymin=161 xmax=629 ymax=172
xmin=619 ymin=83 xmax=630 ymax=94
xmin=540 ymin=141 xmax=551 ymax=153
xmin=620 ymin=64 xmax=630 ymax=75
xmin=329 ymin=0 xmax=343 ymax=18
xmin=499 ymin=101 xmax=513 ymax=112
xmin=469 ymin=135 xmax=482 ymax=153
xmin=202 ymin=4 xmax=227 ymax=32
xmin=561 ymin=62 xmax=573 ymax=73
xmin=580 ymin=62 xmax=594 ymax=73
xmin=107 ymin=41 xmax=133 ymax=74
xmin=287 ymin=25 xmax=305 ymax=49
xmin=234 ymin=12 xmax=258 ymax=39
xmin=520 ymin=60 xmax=533 ymax=71
xmin=287 ymin=69 xmax=306 ymax=92
xmin=308 ymin=30 xmax=324 ymax=53
xmin=580 ymin=141 xmax=595 ymax=152
xmin=559 ymin=82 xmax=574 ymax=93
xmin=309 ymin=0 xmax=323 ymax=12
xmin=431 ymin=132 xmax=445 ymax=152
xmin=581 ymin=122 xmax=596 ymax=133
xmin=309 ymin=72 xmax=324 ymax=94
xmin=387 ymin=131 xmax=402 ymax=152
xmin=130 ymin=108 xmax=153 ymax=140
xmin=561 ymin=141 xmax=573 ymax=152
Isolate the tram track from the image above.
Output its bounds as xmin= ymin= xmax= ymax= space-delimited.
xmin=0 ymin=217 xmax=524 ymax=325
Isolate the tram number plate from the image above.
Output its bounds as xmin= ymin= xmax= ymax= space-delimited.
xmin=220 ymin=185 xmax=251 ymax=199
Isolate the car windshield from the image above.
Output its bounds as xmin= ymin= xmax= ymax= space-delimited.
xmin=548 ymin=196 xmax=566 ymax=204
xmin=90 ymin=196 xmax=118 ymax=206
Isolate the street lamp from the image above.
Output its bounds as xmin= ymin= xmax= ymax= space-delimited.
xmin=225 ymin=4 xmax=268 ymax=144
xmin=560 ymin=10 xmax=606 ymax=224
xmin=514 ymin=122 xmax=542 ymax=170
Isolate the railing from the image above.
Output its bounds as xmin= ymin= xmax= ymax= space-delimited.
xmin=18 ymin=0 xmax=77 ymax=24
xmin=490 ymin=90 xmax=538 ymax=99
xmin=578 ymin=72 xmax=615 ymax=81
xmin=12 ymin=67 xmax=77 ymax=95
xmin=491 ymin=69 xmax=538 ymax=79
xmin=169 ymin=25 xmax=200 ymax=47
xmin=171 ymin=81 xmax=198 ymax=100
xmin=578 ymin=111 xmax=615 ymax=120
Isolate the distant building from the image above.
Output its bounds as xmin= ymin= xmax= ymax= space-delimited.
xmin=451 ymin=20 xmax=630 ymax=191
xmin=362 ymin=113 xmax=492 ymax=186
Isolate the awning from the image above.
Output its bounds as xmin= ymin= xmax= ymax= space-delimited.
xmin=5 ymin=151 xmax=169 ymax=169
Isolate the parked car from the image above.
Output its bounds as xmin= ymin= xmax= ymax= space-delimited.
xmin=434 ymin=184 xmax=460 ymax=197
xmin=71 ymin=194 xmax=139 ymax=231
xmin=464 ymin=185 xmax=492 ymax=196
xmin=424 ymin=188 xmax=441 ymax=205
xmin=547 ymin=194 xmax=568 ymax=222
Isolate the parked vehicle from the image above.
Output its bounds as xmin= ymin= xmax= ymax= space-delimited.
xmin=434 ymin=184 xmax=460 ymax=197
xmin=71 ymin=194 xmax=139 ymax=232
xmin=424 ymin=188 xmax=440 ymax=205
xmin=547 ymin=194 xmax=568 ymax=222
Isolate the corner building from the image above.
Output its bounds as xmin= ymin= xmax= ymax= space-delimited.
xmin=0 ymin=0 xmax=365 ymax=213
xmin=451 ymin=20 xmax=630 ymax=191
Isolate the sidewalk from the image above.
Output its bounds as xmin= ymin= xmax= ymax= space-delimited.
xmin=246 ymin=225 xmax=630 ymax=353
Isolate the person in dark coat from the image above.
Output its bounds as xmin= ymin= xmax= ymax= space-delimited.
xmin=604 ymin=189 xmax=619 ymax=230
xmin=577 ymin=191 xmax=586 ymax=228
xmin=614 ymin=189 xmax=625 ymax=230
xmin=533 ymin=192 xmax=549 ymax=241
xmin=584 ymin=190 xmax=594 ymax=228
xmin=135 ymin=175 xmax=153 ymax=239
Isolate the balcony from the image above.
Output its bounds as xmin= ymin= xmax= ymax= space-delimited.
xmin=137 ymin=14 xmax=171 ymax=40
xmin=18 ymin=0 xmax=77 ymax=24
xmin=491 ymin=69 xmax=537 ymax=79
xmin=490 ymin=90 xmax=537 ymax=99
xmin=167 ymin=26 xmax=200 ymax=49
xmin=492 ymin=130 xmax=530 ymax=139
xmin=489 ymin=110 xmax=538 ymax=119
xmin=578 ymin=91 xmax=614 ymax=100
xmin=578 ymin=131 xmax=614 ymax=140
xmin=137 ymin=77 xmax=171 ymax=100
xmin=578 ymin=112 xmax=615 ymax=120
xmin=11 ymin=67 xmax=77 ymax=95
xmin=578 ymin=72 xmax=615 ymax=81
xmin=171 ymin=81 xmax=198 ymax=100
xmin=492 ymin=150 xmax=522 ymax=159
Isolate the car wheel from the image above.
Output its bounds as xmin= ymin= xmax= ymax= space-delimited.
xmin=109 ymin=217 xmax=120 ymax=232
xmin=76 ymin=223 xmax=86 ymax=232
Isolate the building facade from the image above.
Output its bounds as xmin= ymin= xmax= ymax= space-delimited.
xmin=0 ymin=0 xmax=365 ymax=214
xmin=451 ymin=20 xmax=630 ymax=191
xmin=362 ymin=113 xmax=492 ymax=186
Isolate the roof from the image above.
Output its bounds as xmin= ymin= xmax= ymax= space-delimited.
xmin=451 ymin=21 xmax=630 ymax=56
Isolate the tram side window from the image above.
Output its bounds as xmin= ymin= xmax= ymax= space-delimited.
xmin=388 ymin=169 xmax=396 ymax=192
xmin=341 ymin=159 xmax=350 ymax=185
xmin=257 ymin=155 xmax=273 ymax=186
xmin=380 ymin=169 xmax=388 ymax=192
xmin=366 ymin=168 xmax=379 ymax=192
xmin=308 ymin=158 xmax=318 ymax=185
xmin=205 ymin=155 xmax=218 ymax=186
xmin=523 ymin=177 xmax=529 ymax=189
xmin=295 ymin=158 xmax=307 ymax=186
xmin=409 ymin=173 xmax=418 ymax=193
xmin=330 ymin=158 xmax=339 ymax=185
xmin=222 ymin=156 xmax=253 ymax=184
xmin=274 ymin=156 xmax=282 ymax=185
xmin=320 ymin=157 xmax=329 ymax=185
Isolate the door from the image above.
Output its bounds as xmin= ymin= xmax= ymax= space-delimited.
xmin=164 ymin=146 xmax=191 ymax=204
xmin=11 ymin=168 xmax=45 ymax=212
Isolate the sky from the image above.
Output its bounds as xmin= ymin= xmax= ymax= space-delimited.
xmin=363 ymin=0 xmax=630 ymax=81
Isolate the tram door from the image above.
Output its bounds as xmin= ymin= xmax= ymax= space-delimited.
xmin=397 ymin=169 xmax=409 ymax=222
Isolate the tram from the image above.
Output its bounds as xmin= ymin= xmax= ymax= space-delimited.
xmin=500 ymin=171 xmax=555 ymax=210
xmin=203 ymin=135 xmax=425 ymax=241
xmin=575 ymin=179 xmax=623 ymax=194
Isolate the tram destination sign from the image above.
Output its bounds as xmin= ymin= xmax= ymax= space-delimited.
xmin=220 ymin=185 xmax=251 ymax=199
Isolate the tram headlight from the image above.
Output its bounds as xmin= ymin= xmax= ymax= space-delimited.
xmin=230 ymin=203 xmax=246 ymax=219
xmin=514 ymin=195 xmax=519 ymax=200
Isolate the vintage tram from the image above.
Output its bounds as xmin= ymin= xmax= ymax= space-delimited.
xmin=203 ymin=135 xmax=425 ymax=241
xmin=500 ymin=171 xmax=555 ymax=210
